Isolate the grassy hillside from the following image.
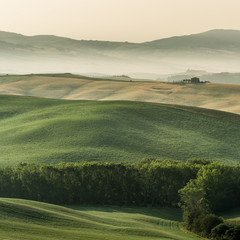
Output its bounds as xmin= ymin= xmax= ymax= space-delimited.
xmin=221 ymin=208 xmax=240 ymax=225
xmin=0 ymin=74 xmax=240 ymax=114
xmin=0 ymin=198 xmax=201 ymax=240
xmin=0 ymin=95 xmax=239 ymax=166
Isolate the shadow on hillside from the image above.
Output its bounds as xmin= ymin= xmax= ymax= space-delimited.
xmin=65 ymin=205 xmax=183 ymax=222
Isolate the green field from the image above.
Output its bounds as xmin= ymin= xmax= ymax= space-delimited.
xmin=1 ymin=74 xmax=240 ymax=114
xmin=0 ymin=198 xmax=202 ymax=240
xmin=220 ymin=208 xmax=240 ymax=226
xmin=0 ymin=95 xmax=239 ymax=166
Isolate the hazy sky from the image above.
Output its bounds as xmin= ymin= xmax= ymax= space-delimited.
xmin=1 ymin=0 xmax=240 ymax=42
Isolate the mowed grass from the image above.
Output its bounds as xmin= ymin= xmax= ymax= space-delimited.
xmin=0 ymin=95 xmax=239 ymax=166
xmin=0 ymin=198 xmax=201 ymax=240
xmin=220 ymin=208 xmax=240 ymax=226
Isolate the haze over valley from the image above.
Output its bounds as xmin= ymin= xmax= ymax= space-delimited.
xmin=1 ymin=29 xmax=240 ymax=78
xmin=1 ymin=1 xmax=240 ymax=239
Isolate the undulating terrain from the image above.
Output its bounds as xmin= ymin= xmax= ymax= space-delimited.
xmin=0 ymin=94 xmax=239 ymax=166
xmin=1 ymin=29 xmax=240 ymax=74
xmin=0 ymin=74 xmax=240 ymax=114
xmin=156 ymin=70 xmax=240 ymax=84
xmin=1 ymin=7 xmax=240 ymax=240
xmin=1 ymin=30 xmax=240 ymax=240
xmin=0 ymin=198 xmax=200 ymax=240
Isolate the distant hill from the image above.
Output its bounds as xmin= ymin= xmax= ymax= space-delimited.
xmin=0 ymin=74 xmax=240 ymax=114
xmin=157 ymin=69 xmax=240 ymax=84
xmin=1 ymin=29 xmax=240 ymax=74
xmin=0 ymin=95 xmax=239 ymax=166
xmin=1 ymin=29 xmax=240 ymax=54
xmin=144 ymin=29 xmax=240 ymax=52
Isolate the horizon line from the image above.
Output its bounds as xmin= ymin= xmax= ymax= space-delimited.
xmin=0 ymin=28 xmax=239 ymax=44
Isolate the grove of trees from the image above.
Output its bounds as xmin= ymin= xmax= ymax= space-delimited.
xmin=0 ymin=158 xmax=240 ymax=239
xmin=0 ymin=159 xmax=201 ymax=206
xmin=179 ymin=163 xmax=240 ymax=239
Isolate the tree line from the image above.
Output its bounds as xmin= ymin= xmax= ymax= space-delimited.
xmin=179 ymin=162 xmax=240 ymax=239
xmin=0 ymin=159 xmax=240 ymax=239
xmin=0 ymin=159 xmax=201 ymax=206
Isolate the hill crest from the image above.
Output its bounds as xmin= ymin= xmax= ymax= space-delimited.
xmin=1 ymin=29 xmax=240 ymax=76
xmin=1 ymin=29 xmax=240 ymax=44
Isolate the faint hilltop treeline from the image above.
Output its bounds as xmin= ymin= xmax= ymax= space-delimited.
xmin=0 ymin=159 xmax=202 ymax=206
xmin=157 ymin=71 xmax=240 ymax=85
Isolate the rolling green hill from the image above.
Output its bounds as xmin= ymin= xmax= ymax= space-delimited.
xmin=0 ymin=95 xmax=239 ymax=166
xmin=0 ymin=198 xmax=201 ymax=240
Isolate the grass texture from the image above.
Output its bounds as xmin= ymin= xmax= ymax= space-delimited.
xmin=0 ymin=95 xmax=239 ymax=166
xmin=0 ymin=198 xmax=201 ymax=240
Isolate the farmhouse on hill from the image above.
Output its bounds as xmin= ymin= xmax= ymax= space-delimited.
xmin=190 ymin=77 xmax=200 ymax=83
xmin=183 ymin=77 xmax=200 ymax=84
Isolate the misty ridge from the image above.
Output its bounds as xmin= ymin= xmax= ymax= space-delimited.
xmin=1 ymin=29 xmax=240 ymax=83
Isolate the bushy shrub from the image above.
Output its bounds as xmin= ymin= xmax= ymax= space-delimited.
xmin=225 ymin=226 xmax=240 ymax=240
xmin=186 ymin=158 xmax=211 ymax=165
xmin=211 ymin=223 xmax=231 ymax=240
xmin=191 ymin=214 xmax=223 ymax=237
xmin=179 ymin=163 xmax=240 ymax=237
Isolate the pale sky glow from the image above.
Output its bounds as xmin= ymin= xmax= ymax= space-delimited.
xmin=0 ymin=0 xmax=240 ymax=42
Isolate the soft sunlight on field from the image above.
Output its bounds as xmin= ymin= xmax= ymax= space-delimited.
xmin=0 ymin=95 xmax=239 ymax=166
xmin=0 ymin=198 xmax=200 ymax=240
xmin=0 ymin=75 xmax=240 ymax=114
